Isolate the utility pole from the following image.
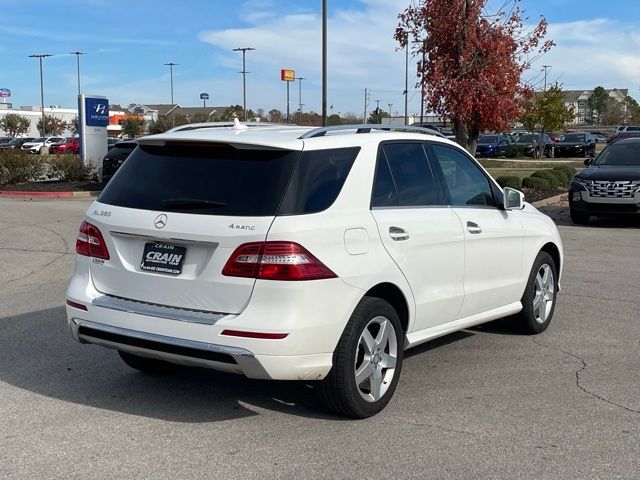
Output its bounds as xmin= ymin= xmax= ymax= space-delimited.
xmin=542 ymin=65 xmax=551 ymax=92
xmin=321 ymin=0 xmax=327 ymax=126
xmin=233 ymin=47 xmax=255 ymax=121
xmin=404 ymin=42 xmax=409 ymax=126
xmin=164 ymin=62 xmax=177 ymax=127
xmin=286 ymin=80 xmax=291 ymax=124
xmin=363 ymin=88 xmax=370 ymax=124
xmin=298 ymin=76 xmax=306 ymax=125
xmin=420 ymin=44 xmax=426 ymax=126
xmin=29 ymin=54 xmax=51 ymax=138
xmin=69 ymin=51 xmax=86 ymax=96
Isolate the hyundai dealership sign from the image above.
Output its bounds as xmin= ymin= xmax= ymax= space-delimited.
xmin=85 ymin=97 xmax=109 ymax=127
xmin=78 ymin=94 xmax=109 ymax=173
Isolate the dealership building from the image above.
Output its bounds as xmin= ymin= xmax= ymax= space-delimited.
xmin=0 ymin=103 xmax=126 ymax=137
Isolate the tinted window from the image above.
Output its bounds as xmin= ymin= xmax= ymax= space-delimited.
xmin=107 ymin=143 xmax=137 ymax=157
xmin=278 ymin=147 xmax=359 ymax=215
xmin=99 ymin=143 xmax=300 ymax=216
xmin=563 ymin=133 xmax=584 ymax=142
xmin=478 ymin=135 xmax=499 ymax=143
xmin=431 ymin=144 xmax=495 ymax=207
xmin=595 ymin=143 xmax=640 ymax=165
xmin=627 ymin=126 xmax=640 ymax=132
xmin=371 ymin=152 xmax=399 ymax=207
xmin=381 ymin=142 xmax=439 ymax=206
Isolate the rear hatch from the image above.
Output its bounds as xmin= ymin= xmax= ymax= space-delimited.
xmin=90 ymin=141 xmax=301 ymax=314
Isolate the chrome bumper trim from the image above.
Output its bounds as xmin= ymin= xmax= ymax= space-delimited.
xmin=69 ymin=318 xmax=271 ymax=379
xmin=92 ymin=295 xmax=227 ymax=325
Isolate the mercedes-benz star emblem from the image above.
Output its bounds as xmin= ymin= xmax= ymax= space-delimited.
xmin=154 ymin=214 xmax=168 ymax=229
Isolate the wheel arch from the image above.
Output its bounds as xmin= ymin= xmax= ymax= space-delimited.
xmin=540 ymin=241 xmax=562 ymax=275
xmin=364 ymin=282 xmax=410 ymax=334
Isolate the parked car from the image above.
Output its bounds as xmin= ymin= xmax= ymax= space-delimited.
xmin=0 ymin=136 xmax=12 ymax=144
xmin=21 ymin=136 xmax=66 ymax=154
xmin=66 ymin=122 xmax=563 ymax=418
xmin=514 ymin=133 xmax=553 ymax=157
xmin=50 ymin=137 xmax=80 ymax=154
xmin=475 ymin=133 xmax=512 ymax=157
xmin=592 ymin=134 xmax=608 ymax=144
xmin=0 ymin=137 xmax=35 ymax=149
xmin=569 ymin=138 xmax=640 ymax=224
xmin=101 ymin=141 xmax=137 ymax=184
xmin=553 ymin=132 xmax=596 ymax=158
xmin=613 ymin=125 xmax=640 ymax=135
xmin=548 ymin=132 xmax=564 ymax=143
xmin=608 ymin=131 xmax=640 ymax=144
xmin=107 ymin=137 xmax=120 ymax=151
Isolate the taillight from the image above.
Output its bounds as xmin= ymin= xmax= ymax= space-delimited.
xmin=222 ymin=242 xmax=336 ymax=281
xmin=76 ymin=221 xmax=110 ymax=260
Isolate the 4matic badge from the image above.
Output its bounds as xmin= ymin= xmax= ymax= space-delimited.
xmin=228 ymin=223 xmax=256 ymax=231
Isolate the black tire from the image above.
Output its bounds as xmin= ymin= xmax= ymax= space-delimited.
xmin=118 ymin=350 xmax=174 ymax=373
xmin=318 ymin=297 xmax=404 ymax=419
xmin=570 ymin=208 xmax=590 ymax=225
xmin=515 ymin=251 xmax=558 ymax=334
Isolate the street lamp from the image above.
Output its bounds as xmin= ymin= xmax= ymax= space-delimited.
xmin=164 ymin=62 xmax=178 ymax=127
xmin=233 ymin=47 xmax=255 ymax=121
xmin=321 ymin=0 xmax=327 ymax=126
xmin=29 ymin=54 xmax=52 ymax=137
xmin=388 ymin=103 xmax=393 ymax=118
xmin=69 ymin=51 xmax=86 ymax=96
xmin=297 ymin=77 xmax=306 ymax=125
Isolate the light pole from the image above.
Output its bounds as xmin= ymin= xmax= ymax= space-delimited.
xmin=164 ymin=62 xmax=177 ymax=127
xmin=388 ymin=103 xmax=393 ymax=118
xmin=233 ymin=47 xmax=255 ymax=121
xmin=69 ymin=51 xmax=86 ymax=96
xmin=29 ymin=54 xmax=52 ymax=137
xmin=321 ymin=0 xmax=327 ymax=126
xmin=297 ymin=76 xmax=306 ymax=125
xmin=404 ymin=41 xmax=409 ymax=126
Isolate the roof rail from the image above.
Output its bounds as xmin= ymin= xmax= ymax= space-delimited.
xmin=166 ymin=121 xmax=296 ymax=133
xmin=298 ymin=124 xmax=445 ymax=139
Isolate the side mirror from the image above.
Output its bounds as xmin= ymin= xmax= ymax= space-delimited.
xmin=503 ymin=187 xmax=524 ymax=210
xmin=584 ymin=157 xmax=594 ymax=166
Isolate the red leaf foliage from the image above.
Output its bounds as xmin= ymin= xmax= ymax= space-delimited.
xmin=396 ymin=0 xmax=553 ymax=151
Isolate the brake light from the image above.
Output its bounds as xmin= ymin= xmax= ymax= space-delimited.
xmin=222 ymin=242 xmax=336 ymax=280
xmin=76 ymin=221 xmax=110 ymax=260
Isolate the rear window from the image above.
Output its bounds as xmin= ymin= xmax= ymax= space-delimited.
xmin=99 ymin=143 xmax=301 ymax=216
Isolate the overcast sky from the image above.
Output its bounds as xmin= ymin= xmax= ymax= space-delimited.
xmin=0 ymin=0 xmax=638 ymax=115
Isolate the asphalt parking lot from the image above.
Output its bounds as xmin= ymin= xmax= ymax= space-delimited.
xmin=0 ymin=198 xmax=638 ymax=480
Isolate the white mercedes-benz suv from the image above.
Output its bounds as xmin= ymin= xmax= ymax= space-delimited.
xmin=66 ymin=122 xmax=563 ymax=418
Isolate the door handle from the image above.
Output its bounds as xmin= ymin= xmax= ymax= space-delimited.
xmin=389 ymin=226 xmax=409 ymax=241
xmin=467 ymin=221 xmax=482 ymax=234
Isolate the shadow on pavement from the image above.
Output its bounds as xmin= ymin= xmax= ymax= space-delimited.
xmin=0 ymin=307 xmax=505 ymax=422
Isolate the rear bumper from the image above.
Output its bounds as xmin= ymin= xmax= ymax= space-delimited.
xmin=66 ymin=256 xmax=363 ymax=380
xmin=70 ymin=317 xmax=272 ymax=378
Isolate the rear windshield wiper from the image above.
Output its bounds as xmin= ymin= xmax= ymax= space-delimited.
xmin=161 ymin=198 xmax=227 ymax=210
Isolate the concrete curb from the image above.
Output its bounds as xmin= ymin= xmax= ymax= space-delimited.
xmin=532 ymin=193 xmax=567 ymax=207
xmin=0 ymin=190 xmax=100 ymax=199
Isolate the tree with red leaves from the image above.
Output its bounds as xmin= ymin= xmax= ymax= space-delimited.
xmin=396 ymin=0 xmax=553 ymax=153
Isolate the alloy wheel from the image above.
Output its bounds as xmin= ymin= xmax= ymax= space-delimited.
xmin=354 ymin=316 xmax=398 ymax=402
xmin=533 ymin=264 xmax=554 ymax=324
